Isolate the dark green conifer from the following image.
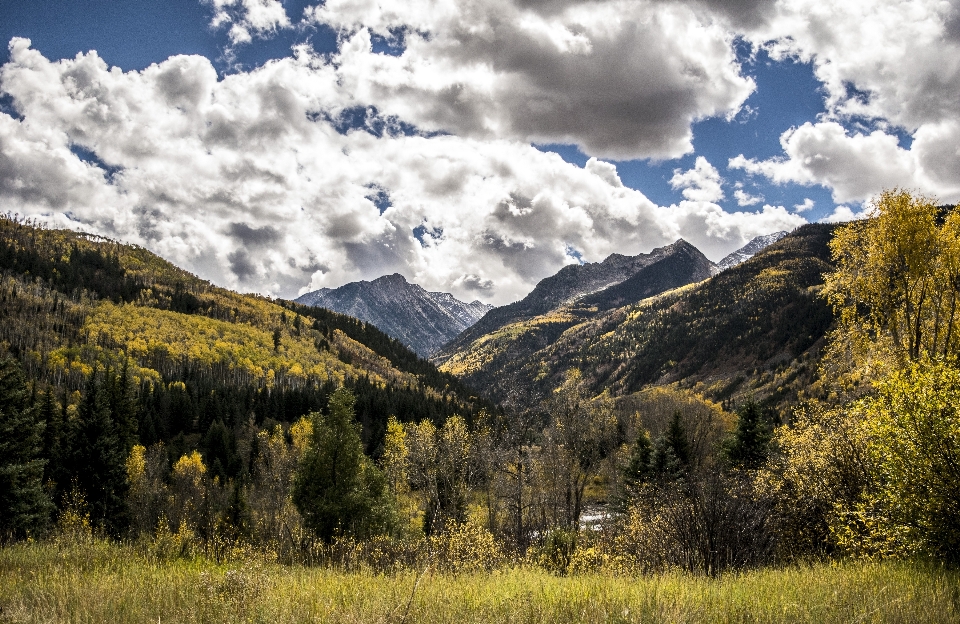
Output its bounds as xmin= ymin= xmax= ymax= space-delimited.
xmin=0 ymin=357 xmax=52 ymax=540
xmin=723 ymin=399 xmax=771 ymax=470
xmin=622 ymin=428 xmax=653 ymax=490
xmin=69 ymin=370 xmax=129 ymax=536
xmin=292 ymin=387 xmax=394 ymax=541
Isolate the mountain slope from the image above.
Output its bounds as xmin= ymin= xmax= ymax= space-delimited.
xmin=296 ymin=274 xmax=493 ymax=357
xmin=438 ymin=224 xmax=837 ymax=416
xmin=0 ymin=216 xmax=485 ymax=458
xmin=716 ymin=231 xmax=789 ymax=271
xmin=581 ymin=240 xmax=716 ymax=311
xmin=434 ymin=239 xmax=716 ymax=364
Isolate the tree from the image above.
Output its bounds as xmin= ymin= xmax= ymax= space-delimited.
xmin=723 ymin=400 xmax=771 ymax=471
xmin=542 ymin=370 xmax=618 ymax=531
xmin=825 ymin=189 xmax=960 ymax=373
xmin=623 ymin=428 xmax=653 ymax=489
xmin=292 ymin=387 xmax=394 ymax=541
xmin=860 ymin=361 xmax=960 ymax=563
xmin=69 ymin=370 xmax=129 ymax=536
xmin=273 ymin=328 xmax=282 ymax=352
xmin=0 ymin=357 xmax=51 ymax=540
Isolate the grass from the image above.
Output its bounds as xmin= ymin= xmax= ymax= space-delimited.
xmin=1 ymin=539 xmax=957 ymax=623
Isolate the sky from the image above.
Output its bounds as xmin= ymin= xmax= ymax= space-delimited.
xmin=0 ymin=1 xmax=959 ymax=305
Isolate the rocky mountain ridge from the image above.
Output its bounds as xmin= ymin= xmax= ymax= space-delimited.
xmin=433 ymin=239 xmax=718 ymax=364
xmin=716 ymin=231 xmax=789 ymax=272
xmin=296 ymin=274 xmax=492 ymax=357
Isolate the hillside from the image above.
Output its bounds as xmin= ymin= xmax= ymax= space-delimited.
xmin=434 ymin=239 xmax=717 ymax=364
xmin=296 ymin=274 xmax=492 ymax=357
xmin=0 ymin=216 xmax=483 ymax=463
xmin=438 ymin=224 xmax=837 ymax=416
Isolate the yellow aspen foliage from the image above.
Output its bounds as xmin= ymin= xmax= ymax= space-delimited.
xmin=126 ymin=444 xmax=146 ymax=487
xmin=172 ymin=450 xmax=207 ymax=486
xmin=289 ymin=416 xmax=313 ymax=457
xmin=382 ymin=416 xmax=409 ymax=496
xmin=856 ymin=361 xmax=960 ymax=562
xmin=169 ymin=451 xmax=208 ymax=534
xmin=824 ymin=189 xmax=960 ymax=387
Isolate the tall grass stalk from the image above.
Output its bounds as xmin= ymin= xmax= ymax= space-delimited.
xmin=1 ymin=539 xmax=957 ymax=623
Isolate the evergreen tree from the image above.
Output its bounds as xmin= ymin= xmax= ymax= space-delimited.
xmin=724 ymin=399 xmax=771 ymax=470
xmin=292 ymin=387 xmax=394 ymax=541
xmin=665 ymin=410 xmax=691 ymax=467
xmin=69 ymin=370 xmax=129 ymax=536
xmin=0 ymin=357 xmax=51 ymax=540
xmin=648 ymin=412 xmax=690 ymax=481
xmin=106 ymin=362 xmax=138 ymax=453
xmin=622 ymin=428 xmax=653 ymax=490
xmin=39 ymin=389 xmax=64 ymax=491
xmin=225 ymin=480 xmax=252 ymax=540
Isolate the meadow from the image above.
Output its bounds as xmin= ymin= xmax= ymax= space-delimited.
xmin=1 ymin=539 xmax=957 ymax=623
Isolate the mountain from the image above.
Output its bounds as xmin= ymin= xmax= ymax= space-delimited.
xmin=0 ymin=215 xmax=485 ymax=463
xmin=716 ymin=231 xmax=789 ymax=271
xmin=295 ymin=274 xmax=493 ymax=358
xmin=434 ymin=239 xmax=716 ymax=364
xmin=437 ymin=224 xmax=837 ymax=417
xmin=581 ymin=240 xmax=716 ymax=311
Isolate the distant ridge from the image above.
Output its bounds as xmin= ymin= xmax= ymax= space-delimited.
xmin=717 ymin=231 xmax=789 ymax=271
xmin=296 ymin=274 xmax=492 ymax=357
xmin=435 ymin=224 xmax=838 ymax=416
xmin=433 ymin=239 xmax=717 ymax=364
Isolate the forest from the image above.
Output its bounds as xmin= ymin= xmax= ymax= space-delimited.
xmin=1 ymin=191 xmax=959 ymax=621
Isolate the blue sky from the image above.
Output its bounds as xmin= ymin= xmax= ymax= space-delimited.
xmin=0 ymin=1 xmax=957 ymax=303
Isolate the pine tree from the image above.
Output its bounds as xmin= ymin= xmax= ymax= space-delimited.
xmin=665 ymin=410 xmax=691 ymax=467
xmin=39 ymin=389 xmax=64 ymax=490
xmin=292 ymin=387 xmax=394 ymax=541
xmin=648 ymin=412 xmax=690 ymax=481
xmin=106 ymin=362 xmax=138 ymax=453
xmin=0 ymin=357 xmax=52 ymax=540
xmin=69 ymin=370 xmax=129 ymax=536
xmin=723 ymin=399 xmax=771 ymax=470
xmin=622 ymin=428 xmax=653 ymax=490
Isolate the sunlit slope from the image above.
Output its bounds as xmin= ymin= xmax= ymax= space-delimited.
xmin=439 ymin=224 xmax=837 ymax=414
xmin=0 ymin=216 xmax=473 ymax=408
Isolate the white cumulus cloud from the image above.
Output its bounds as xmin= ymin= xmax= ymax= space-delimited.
xmin=670 ymin=156 xmax=724 ymax=203
xmin=0 ymin=39 xmax=803 ymax=304
xmin=204 ymin=0 xmax=291 ymax=46
xmin=309 ymin=0 xmax=755 ymax=160
xmin=731 ymin=0 xmax=960 ymax=204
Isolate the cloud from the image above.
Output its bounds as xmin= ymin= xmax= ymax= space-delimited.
xmin=793 ymin=198 xmax=814 ymax=213
xmin=0 ymin=39 xmax=803 ymax=305
xmin=310 ymin=0 xmax=755 ymax=159
xmin=203 ymin=0 xmax=291 ymax=46
xmin=820 ymin=204 xmax=870 ymax=223
xmin=728 ymin=0 xmax=960 ymax=204
xmin=670 ymin=156 xmax=724 ymax=203
xmin=729 ymin=121 xmax=960 ymax=204
xmin=584 ymin=157 xmax=623 ymax=188
xmin=733 ymin=187 xmax=762 ymax=206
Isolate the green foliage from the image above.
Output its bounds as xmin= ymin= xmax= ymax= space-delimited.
xmin=0 ymin=357 xmax=51 ymax=540
xmin=723 ymin=399 xmax=772 ymax=471
xmin=621 ymin=428 xmax=652 ymax=492
xmin=633 ymin=411 xmax=692 ymax=483
xmin=292 ymin=388 xmax=395 ymax=541
xmin=68 ymin=370 xmax=129 ymax=536
xmin=859 ymin=361 xmax=960 ymax=563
